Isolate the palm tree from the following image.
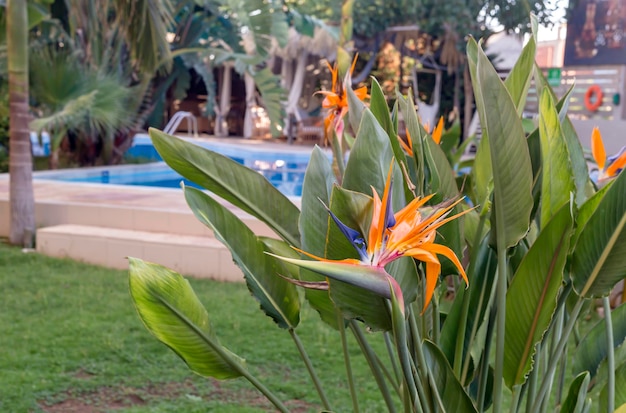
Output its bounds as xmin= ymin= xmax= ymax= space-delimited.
xmin=28 ymin=0 xmax=174 ymax=167
xmin=6 ymin=0 xmax=35 ymax=246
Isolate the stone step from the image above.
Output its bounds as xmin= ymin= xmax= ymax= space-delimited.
xmin=36 ymin=224 xmax=243 ymax=282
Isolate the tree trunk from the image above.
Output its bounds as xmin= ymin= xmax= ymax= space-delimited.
xmin=7 ymin=0 xmax=35 ymax=247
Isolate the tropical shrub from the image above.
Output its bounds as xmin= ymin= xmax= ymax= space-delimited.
xmin=128 ymin=17 xmax=626 ymax=413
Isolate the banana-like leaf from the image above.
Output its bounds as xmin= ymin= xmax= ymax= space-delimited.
xmin=369 ymin=77 xmax=394 ymax=138
xmin=150 ymin=128 xmax=301 ymax=247
xmin=184 ymin=186 xmax=300 ymax=329
xmin=504 ymin=16 xmax=537 ymax=115
xmin=260 ymin=237 xmax=302 ymax=281
xmin=572 ymin=302 xmax=626 ymax=377
xmin=423 ymin=340 xmax=479 ymax=413
xmin=343 ymin=109 xmax=406 ymax=218
xmin=534 ymin=64 xmax=594 ymax=207
xmin=470 ymin=37 xmax=533 ymax=248
xmin=298 ymin=147 xmax=340 ymax=327
xmin=440 ymin=236 xmax=497 ymax=370
xmin=329 ymin=279 xmax=393 ymax=331
xmin=346 ymin=78 xmax=367 ymax=134
xmin=503 ymin=204 xmax=573 ymax=387
xmin=128 ymin=258 xmax=245 ymax=379
xmin=561 ymin=372 xmax=591 ymax=413
xmin=570 ymin=169 xmax=626 ymax=298
xmin=396 ymin=91 xmax=426 ymax=195
xmin=343 ymin=110 xmax=395 ymax=197
xmin=538 ymin=88 xmax=575 ymax=227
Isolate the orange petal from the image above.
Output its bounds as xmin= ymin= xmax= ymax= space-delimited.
xmin=591 ymin=127 xmax=606 ymax=170
xmin=606 ymin=150 xmax=626 ymax=177
xmin=403 ymin=248 xmax=441 ymax=312
xmin=368 ymin=162 xmax=394 ymax=253
xmin=432 ymin=116 xmax=444 ymax=144
xmin=354 ymin=86 xmax=369 ymax=101
xmin=421 ymin=243 xmax=468 ymax=286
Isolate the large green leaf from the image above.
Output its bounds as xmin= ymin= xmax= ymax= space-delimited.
xmin=570 ymin=169 xmax=626 ymax=298
xmin=183 ymin=186 xmax=300 ymax=329
xmin=538 ymin=88 xmax=575 ymax=227
xmin=503 ymin=204 xmax=573 ymax=387
xmin=343 ymin=109 xmax=395 ymax=199
xmin=346 ymin=76 xmax=367 ymax=134
xmin=472 ymin=38 xmax=533 ymax=248
xmin=298 ymin=147 xmax=340 ymax=327
xmin=128 ymin=258 xmax=245 ymax=379
xmin=369 ymin=77 xmax=394 ymax=139
xmin=396 ymin=91 xmax=425 ymax=195
xmin=534 ymin=64 xmax=594 ymax=207
xmin=504 ymin=16 xmax=536 ymax=115
xmin=423 ymin=340 xmax=479 ymax=413
xmin=150 ymin=128 xmax=301 ymax=247
xmin=572 ymin=302 xmax=626 ymax=377
xmin=560 ymin=372 xmax=591 ymax=413
xmin=466 ymin=39 xmax=492 ymax=209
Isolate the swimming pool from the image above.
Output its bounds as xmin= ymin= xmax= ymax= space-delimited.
xmin=33 ymin=134 xmax=322 ymax=197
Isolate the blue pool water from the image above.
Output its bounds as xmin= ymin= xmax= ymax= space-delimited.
xmin=34 ymin=134 xmax=319 ymax=197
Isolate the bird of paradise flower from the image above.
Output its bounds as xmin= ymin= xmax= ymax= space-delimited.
xmin=271 ymin=163 xmax=469 ymax=315
xmin=316 ymin=56 xmax=369 ymax=143
xmin=398 ymin=116 xmax=444 ymax=155
xmin=591 ymin=127 xmax=626 ymax=182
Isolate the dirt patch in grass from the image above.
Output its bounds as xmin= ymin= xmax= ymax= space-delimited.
xmin=38 ymin=380 xmax=196 ymax=412
xmin=38 ymin=379 xmax=317 ymax=412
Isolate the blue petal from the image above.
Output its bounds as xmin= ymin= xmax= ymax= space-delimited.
xmin=319 ymin=199 xmax=368 ymax=260
xmin=608 ymin=146 xmax=626 ymax=164
xmin=384 ymin=180 xmax=396 ymax=230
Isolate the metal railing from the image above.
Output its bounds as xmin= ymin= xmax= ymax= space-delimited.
xmin=163 ymin=111 xmax=199 ymax=137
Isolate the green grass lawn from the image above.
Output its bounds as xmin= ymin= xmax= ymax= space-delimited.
xmin=0 ymin=241 xmax=392 ymax=412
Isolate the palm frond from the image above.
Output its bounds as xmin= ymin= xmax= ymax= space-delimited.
xmin=253 ymin=67 xmax=285 ymax=136
xmin=114 ymin=0 xmax=175 ymax=73
xmin=223 ymin=0 xmax=289 ymax=57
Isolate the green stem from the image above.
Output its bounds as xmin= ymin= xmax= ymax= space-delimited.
xmin=540 ymin=307 xmax=565 ymax=413
xmin=531 ymin=298 xmax=585 ymax=412
xmin=391 ymin=303 xmax=420 ymax=412
xmin=454 ymin=282 xmax=472 ymax=377
xmin=338 ymin=312 xmax=359 ymax=413
xmin=289 ymin=329 xmax=332 ymax=411
xmin=349 ymin=321 xmax=398 ymax=413
xmin=478 ymin=305 xmax=496 ymax=413
xmin=385 ymin=332 xmax=402 ymax=382
xmin=431 ymin=293 xmax=440 ymax=344
xmin=555 ymin=311 xmax=568 ymax=408
xmin=455 ymin=212 xmax=488 ymax=378
xmin=510 ymin=385 xmax=522 ymax=413
xmin=524 ymin=342 xmax=539 ymax=413
xmin=493 ymin=234 xmax=508 ymax=413
xmin=603 ymin=297 xmax=615 ymax=413
xmin=408 ymin=308 xmax=432 ymax=413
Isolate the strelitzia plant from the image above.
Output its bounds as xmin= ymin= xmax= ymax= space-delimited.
xmin=128 ymin=15 xmax=626 ymax=413
xmin=591 ymin=126 xmax=626 ymax=183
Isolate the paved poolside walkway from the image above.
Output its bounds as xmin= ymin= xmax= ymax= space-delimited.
xmin=0 ymin=135 xmax=315 ymax=279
